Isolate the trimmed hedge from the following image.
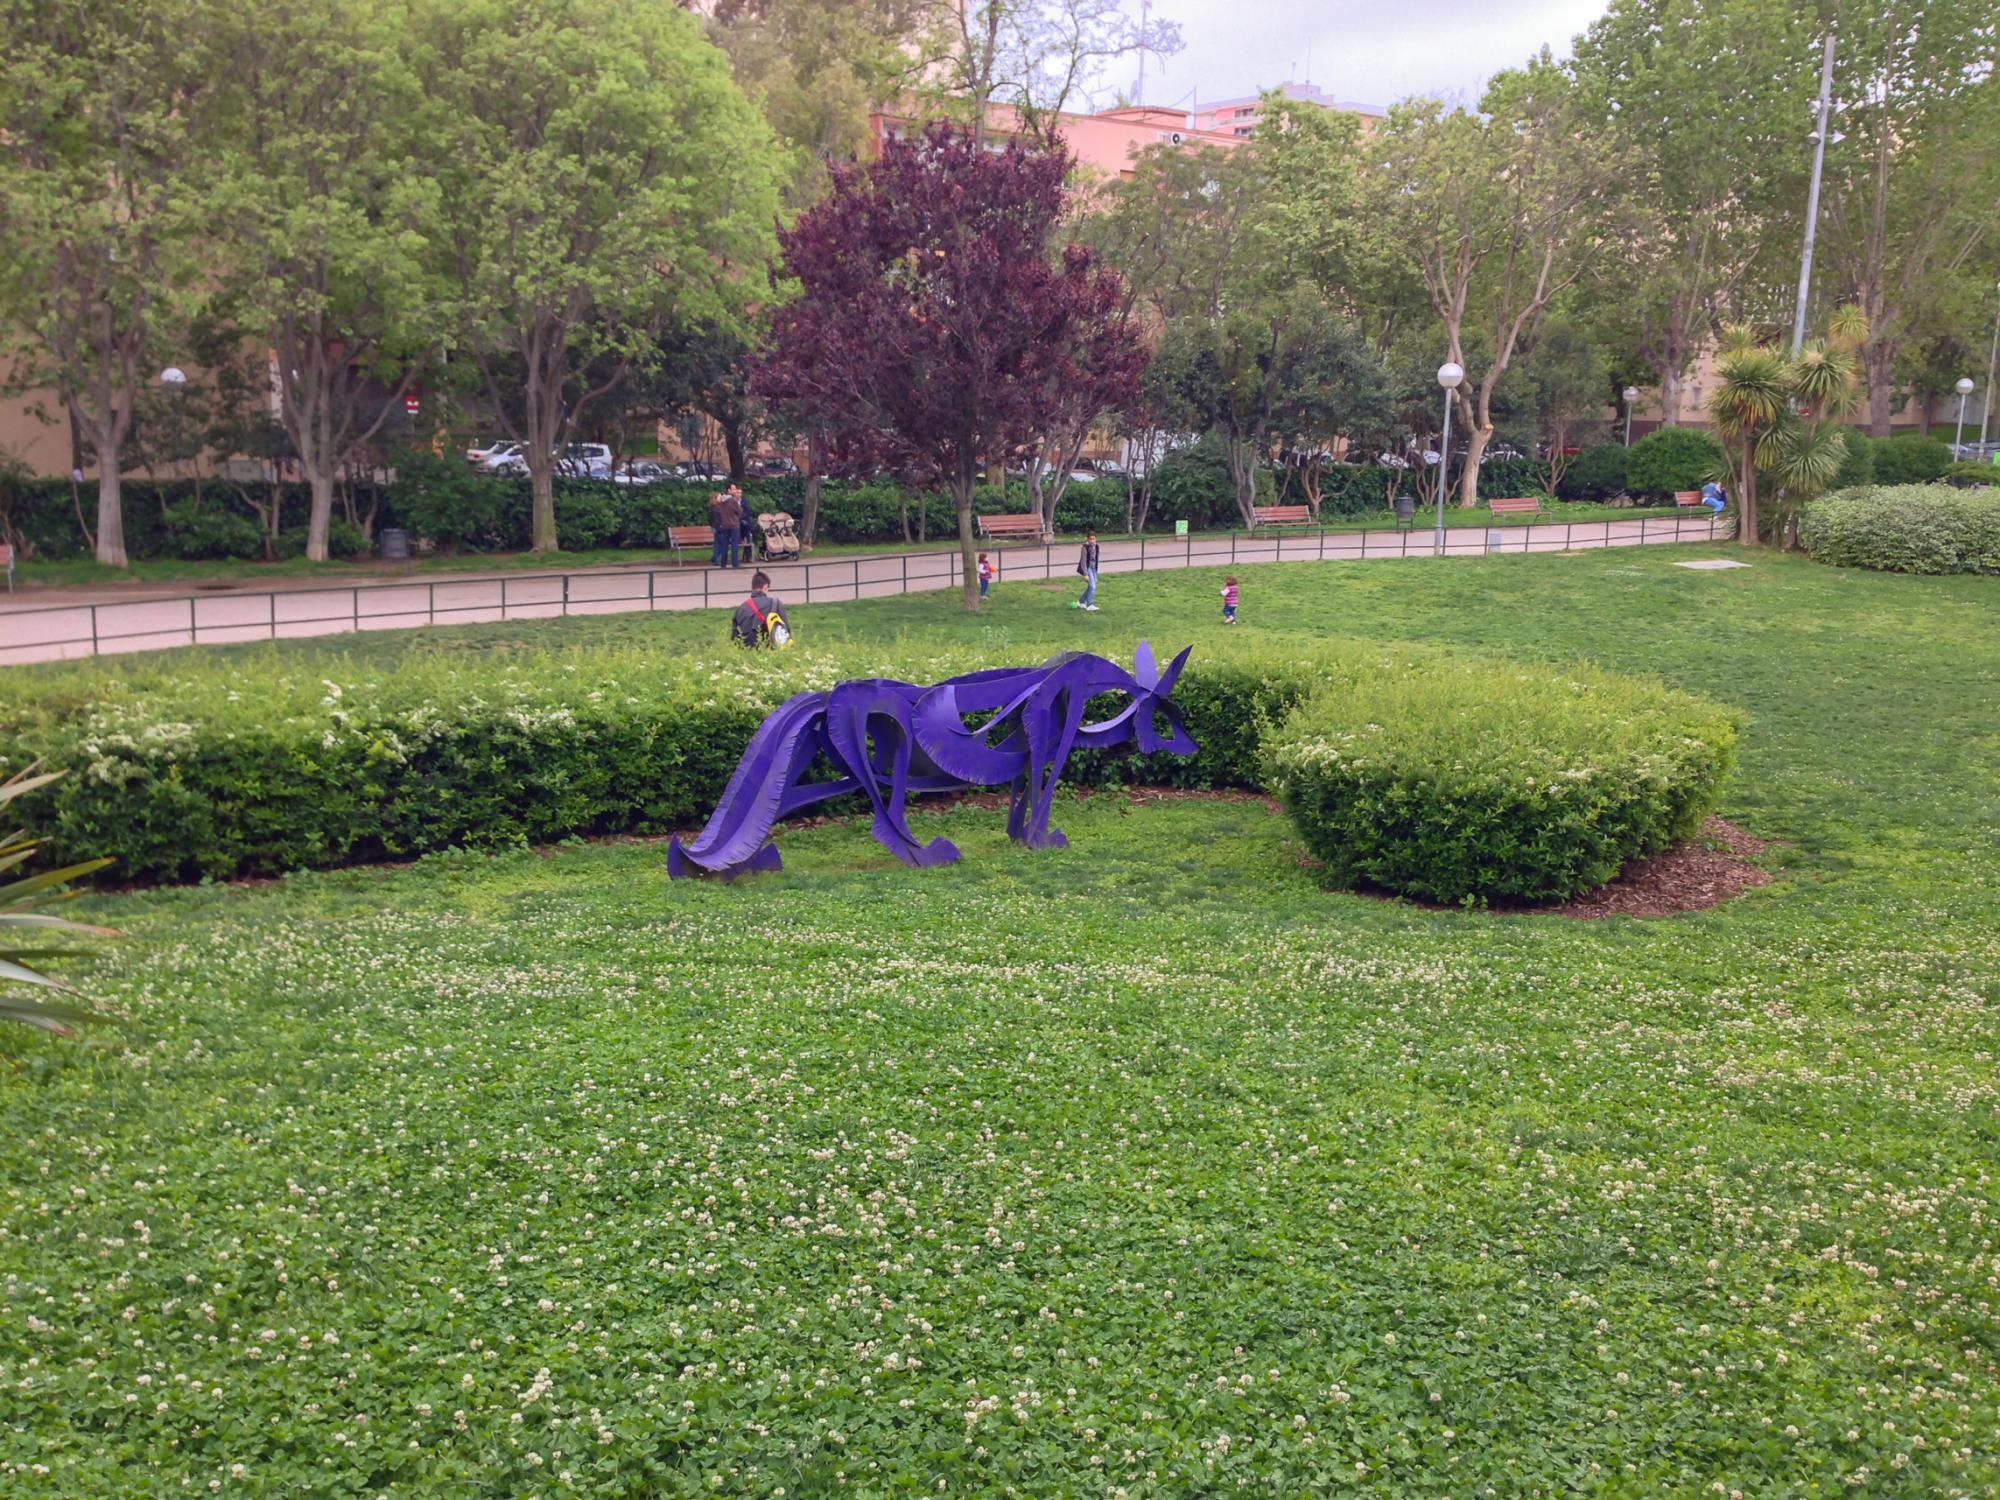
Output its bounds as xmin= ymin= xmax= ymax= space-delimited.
xmin=1625 ymin=427 xmax=1724 ymax=498
xmin=4 ymin=458 xmax=1561 ymax=563
xmin=1799 ymin=484 xmax=2000 ymax=575
xmin=1 ymin=638 xmax=1736 ymax=901
xmin=1263 ymin=658 xmax=1738 ymax=905
xmin=1870 ymin=434 xmax=1952 ymax=486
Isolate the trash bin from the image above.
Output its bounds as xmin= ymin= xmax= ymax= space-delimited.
xmin=1486 ymin=529 xmax=1506 ymax=554
xmin=379 ymin=527 xmax=411 ymax=561
xmin=1395 ymin=496 xmax=1415 ymax=529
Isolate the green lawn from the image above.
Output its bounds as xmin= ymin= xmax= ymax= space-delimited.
xmin=3 ymin=547 xmax=1997 ymax=1496
xmin=7 ymin=500 xmax=1679 ymax=591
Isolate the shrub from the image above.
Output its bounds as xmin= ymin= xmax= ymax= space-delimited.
xmin=1264 ymin=658 xmax=1738 ymax=905
xmin=1560 ymin=445 xmax=1627 ymax=501
xmin=1799 ymin=484 xmax=2000 ymax=575
xmin=1942 ymin=460 xmax=1999 ymax=488
xmin=1150 ymin=437 xmax=1274 ymax=529
xmin=1832 ymin=430 xmax=1876 ymax=490
xmin=1624 ymin=427 xmax=1724 ymax=498
xmin=0 ymin=637 xmax=1737 ymax=902
xmin=159 ymin=502 xmax=266 ymax=560
xmin=388 ymin=451 xmax=521 ymax=551
xmin=1872 ymin=433 xmax=1951 ymax=485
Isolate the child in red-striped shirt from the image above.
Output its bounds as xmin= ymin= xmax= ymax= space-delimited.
xmin=1221 ymin=576 xmax=1239 ymax=625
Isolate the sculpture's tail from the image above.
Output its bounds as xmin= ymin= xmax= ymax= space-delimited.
xmin=668 ymin=691 xmax=826 ymax=880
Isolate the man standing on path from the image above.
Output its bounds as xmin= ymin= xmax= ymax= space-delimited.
xmin=732 ymin=484 xmax=755 ymax=563
xmin=1074 ymin=529 xmax=1101 ymax=612
xmin=712 ymin=489 xmax=743 ymax=569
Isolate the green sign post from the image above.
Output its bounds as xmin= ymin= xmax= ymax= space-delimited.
xmin=1175 ymin=519 xmax=1189 ymax=537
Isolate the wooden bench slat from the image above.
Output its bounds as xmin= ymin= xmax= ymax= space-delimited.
xmin=1674 ymin=491 xmax=1705 ymax=508
xmin=1250 ymin=504 xmax=1314 ymax=528
xmin=1488 ymin=497 xmax=1541 ymax=519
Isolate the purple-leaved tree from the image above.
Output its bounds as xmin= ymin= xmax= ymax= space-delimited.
xmin=756 ymin=125 xmax=1143 ymax=611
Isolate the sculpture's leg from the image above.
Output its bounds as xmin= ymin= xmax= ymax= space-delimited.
xmin=825 ymin=696 xmax=959 ymax=870
xmin=1012 ymin=686 xmax=1083 ymax=850
xmin=668 ymin=834 xmax=783 ymax=882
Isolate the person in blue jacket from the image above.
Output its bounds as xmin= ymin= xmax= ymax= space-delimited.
xmin=1700 ymin=481 xmax=1727 ymax=514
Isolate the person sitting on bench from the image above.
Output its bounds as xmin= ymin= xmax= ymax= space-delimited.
xmin=1700 ymin=481 xmax=1727 ymax=514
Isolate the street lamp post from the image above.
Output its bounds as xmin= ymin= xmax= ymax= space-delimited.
xmin=1623 ymin=386 xmax=1640 ymax=448
xmin=1983 ymin=280 xmax=2000 ymax=449
xmin=1435 ymin=362 xmax=1464 ymax=556
xmin=159 ymin=366 xmax=188 ymax=487
xmin=1954 ymin=377 xmax=1976 ymax=458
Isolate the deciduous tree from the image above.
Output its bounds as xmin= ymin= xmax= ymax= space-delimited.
xmin=423 ymin=0 xmax=783 ymax=552
xmin=0 ymin=0 xmax=219 ymax=567
xmin=1374 ymin=58 xmax=1619 ymax=507
xmin=756 ymin=126 xmax=1143 ymax=610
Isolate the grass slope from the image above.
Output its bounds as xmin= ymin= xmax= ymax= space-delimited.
xmin=2 ymin=547 xmax=1997 ymax=1496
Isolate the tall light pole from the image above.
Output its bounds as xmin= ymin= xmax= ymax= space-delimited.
xmin=1622 ymin=386 xmax=1640 ymax=448
xmin=1435 ymin=361 xmax=1464 ymax=555
xmin=1791 ymin=36 xmax=1837 ymax=357
xmin=159 ymin=366 xmax=188 ymax=487
xmin=1954 ymin=377 xmax=1976 ymax=458
xmin=1983 ymin=280 xmax=2000 ymax=448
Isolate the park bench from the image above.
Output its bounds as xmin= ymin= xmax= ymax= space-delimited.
xmin=1488 ymin=497 xmax=1542 ymax=522
xmin=976 ymin=513 xmax=1052 ymax=544
xmin=1249 ymin=504 xmax=1314 ymax=529
xmin=1674 ymin=491 xmax=1706 ymax=508
xmin=666 ymin=525 xmax=715 ymax=564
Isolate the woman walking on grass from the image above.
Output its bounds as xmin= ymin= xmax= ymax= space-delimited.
xmin=1074 ymin=530 xmax=1100 ymax=612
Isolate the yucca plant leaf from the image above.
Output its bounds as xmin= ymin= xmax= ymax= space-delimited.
xmin=0 ymin=858 xmax=118 ymax=905
xmin=0 ymin=994 xmax=96 ymax=1038
xmin=0 ymin=912 xmax=122 ymax=938
xmin=0 ymin=765 xmax=115 ymax=1035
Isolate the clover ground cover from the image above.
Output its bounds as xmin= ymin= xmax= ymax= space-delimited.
xmin=2 ymin=548 xmax=1997 ymax=1495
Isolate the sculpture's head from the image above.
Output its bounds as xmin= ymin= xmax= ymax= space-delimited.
xmin=1124 ymin=641 xmax=1197 ymax=757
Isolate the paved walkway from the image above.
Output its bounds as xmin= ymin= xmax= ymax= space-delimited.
xmin=0 ymin=514 xmax=1730 ymax=665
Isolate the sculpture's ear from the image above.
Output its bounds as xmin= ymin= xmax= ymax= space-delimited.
xmin=1156 ymin=646 xmax=1192 ymax=697
xmin=1133 ymin=640 xmax=1158 ymax=690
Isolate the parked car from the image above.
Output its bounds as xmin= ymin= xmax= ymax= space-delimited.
xmin=612 ymin=461 xmax=672 ymax=486
xmin=1067 ymin=469 xmax=1100 ymax=484
xmin=554 ymin=442 xmax=613 ymax=478
xmin=675 ymin=460 xmax=730 ymax=482
xmin=752 ymin=457 xmax=798 ymax=477
xmin=469 ymin=439 xmax=525 ymax=470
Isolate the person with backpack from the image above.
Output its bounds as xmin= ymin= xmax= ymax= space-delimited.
xmin=1074 ymin=530 xmax=1101 ymax=612
xmin=731 ymin=571 xmax=793 ymax=649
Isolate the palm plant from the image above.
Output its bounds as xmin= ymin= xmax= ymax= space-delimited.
xmin=1708 ymin=347 xmax=1787 ymax=545
xmin=1 ymin=765 xmax=116 ymax=1036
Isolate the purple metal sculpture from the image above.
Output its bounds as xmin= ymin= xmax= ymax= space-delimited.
xmin=668 ymin=642 xmax=1196 ymax=880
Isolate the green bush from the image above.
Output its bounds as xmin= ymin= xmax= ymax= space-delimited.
xmin=1150 ymin=437 xmax=1274 ymax=529
xmin=1264 ymin=658 xmax=1738 ymax=905
xmin=0 ymin=639 xmax=1737 ymax=900
xmin=159 ymin=502 xmax=266 ymax=560
xmin=1942 ymin=460 xmax=1999 ymax=487
xmin=387 ymin=451 xmax=521 ymax=550
xmin=1799 ymin=484 xmax=2000 ymax=575
xmin=1624 ymin=427 xmax=1724 ymax=497
xmin=1832 ymin=429 xmax=1876 ymax=490
xmin=1560 ymin=445 xmax=1627 ymax=501
xmin=1872 ymin=433 xmax=1952 ymax=485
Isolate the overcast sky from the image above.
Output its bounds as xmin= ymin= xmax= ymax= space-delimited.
xmin=1131 ymin=0 xmax=1613 ymax=112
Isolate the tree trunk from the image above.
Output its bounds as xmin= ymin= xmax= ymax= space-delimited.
xmin=1456 ymin=425 xmax=1492 ymax=509
xmin=1660 ymin=368 xmax=1682 ymax=428
xmin=801 ymin=474 xmax=822 ymax=548
xmin=1736 ymin=436 xmax=1760 ymax=546
xmin=94 ymin=464 xmax=127 ymax=568
xmin=951 ymin=469 xmax=979 ymax=612
xmin=722 ymin=420 xmax=746 ymax=482
xmin=529 ymin=459 xmax=558 ymax=553
xmin=1221 ymin=433 xmax=1258 ymax=527
xmin=1863 ymin=341 xmax=1897 ymax=437
xmin=305 ymin=467 xmax=336 ymax=563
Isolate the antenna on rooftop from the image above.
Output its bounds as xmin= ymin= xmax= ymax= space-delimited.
xmin=1135 ymin=0 xmax=1149 ymax=106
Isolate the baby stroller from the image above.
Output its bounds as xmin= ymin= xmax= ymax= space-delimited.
xmin=757 ymin=512 xmax=802 ymax=558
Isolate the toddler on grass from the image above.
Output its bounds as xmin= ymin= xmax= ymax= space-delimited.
xmin=1221 ymin=576 xmax=1239 ymax=625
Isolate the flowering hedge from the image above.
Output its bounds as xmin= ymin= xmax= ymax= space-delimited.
xmin=2 ymin=641 xmax=1734 ymax=894
xmin=1263 ymin=659 xmax=1738 ymax=904
xmin=1799 ymin=484 xmax=2000 ymax=576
